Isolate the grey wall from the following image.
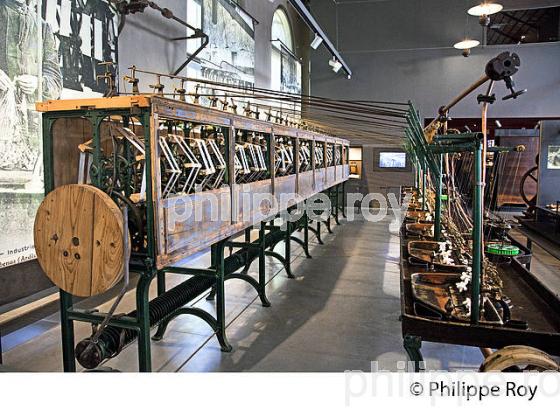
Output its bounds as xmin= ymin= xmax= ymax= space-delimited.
xmin=347 ymin=144 xmax=414 ymax=206
xmin=310 ymin=0 xmax=560 ymax=124
xmin=312 ymin=44 xmax=560 ymax=122
xmin=117 ymin=0 xmax=187 ymax=91
xmin=118 ymin=0 xmax=311 ymax=92
xmin=308 ymin=0 xmax=560 ymax=197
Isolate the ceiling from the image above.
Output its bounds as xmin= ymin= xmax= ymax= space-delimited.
xmin=488 ymin=7 xmax=560 ymax=45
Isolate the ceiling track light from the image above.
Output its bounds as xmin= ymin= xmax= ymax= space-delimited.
xmin=289 ymin=0 xmax=352 ymax=78
xmin=310 ymin=33 xmax=323 ymax=50
xmin=329 ymin=58 xmax=343 ymax=73
xmin=453 ymin=39 xmax=480 ymax=57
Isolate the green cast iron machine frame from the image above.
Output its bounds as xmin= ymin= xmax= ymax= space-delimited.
xmin=399 ymin=52 xmax=560 ymax=371
xmin=38 ymin=96 xmax=350 ymax=372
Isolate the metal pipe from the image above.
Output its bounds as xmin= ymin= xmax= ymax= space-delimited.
xmin=479 ymin=80 xmax=495 ymax=267
xmin=422 ymin=162 xmax=427 ymax=211
xmin=441 ymin=74 xmax=490 ymax=117
xmin=434 ymin=154 xmax=443 ymax=241
xmin=425 ymin=74 xmax=490 ymax=131
xmin=471 ymin=136 xmax=483 ymax=324
xmin=481 ymin=80 xmax=495 ymax=197
xmin=482 ymin=81 xmax=494 ymax=209
xmin=415 ymin=159 xmax=420 ymax=189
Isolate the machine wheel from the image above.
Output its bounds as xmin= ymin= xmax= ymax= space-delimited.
xmin=519 ymin=166 xmax=538 ymax=210
xmin=480 ymin=345 xmax=559 ymax=372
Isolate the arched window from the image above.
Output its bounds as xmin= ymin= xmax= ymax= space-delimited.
xmin=271 ymin=8 xmax=293 ymax=52
xmin=271 ymin=8 xmax=301 ymax=94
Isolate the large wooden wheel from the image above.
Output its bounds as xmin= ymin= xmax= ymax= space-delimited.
xmin=34 ymin=184 xmax=128 ymax=297
xmin=480 ymin=345 xmax=559 ymax=372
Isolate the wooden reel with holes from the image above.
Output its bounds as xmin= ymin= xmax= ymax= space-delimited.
xmin=480 ymin=345 xmax=559 ymax=372
xmin=34 ymin=184 xmax=129 ymax=297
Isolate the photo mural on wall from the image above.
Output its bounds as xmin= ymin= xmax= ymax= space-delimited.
xmin=0 ymin=0 xmax=118 ymax=269
xmin=280 ymin=50 xmax=301 ymax=95
xmin=186 ymin=0 xmax=255 ymax=97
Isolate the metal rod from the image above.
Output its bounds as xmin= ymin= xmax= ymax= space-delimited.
xmin=481 ymin=80 xmax=495 ymax=199
xmin=434 ymin=154 xmax=443 ymax=241
xmin=422 ymin=161 xmax=427 ymax=211
xmin=471 ymin=136 xmax=483 ymax=325
xmin=425 ymin=74 xmax=490 ymax=131
xmin=441 ymin=74 xmax=490 ymax=116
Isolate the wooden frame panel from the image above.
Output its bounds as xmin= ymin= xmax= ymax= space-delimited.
xmin=40 ymin=96 xmax=350 ymax=270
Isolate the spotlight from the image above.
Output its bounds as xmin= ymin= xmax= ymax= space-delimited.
xmin=453 ymin=39 xmax=480 ymax=57
xmin=329 ymin=58 xmax=343 ymax=73
xmin=495 ymin=120 xmax=502 ymax=128
xmin=311 ymin=34 xmax=323 ymax=50
xmin=468 ymin=2 xmax=503 ymax=26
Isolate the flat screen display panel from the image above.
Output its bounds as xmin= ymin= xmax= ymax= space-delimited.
xmin=379 ymin=152 xmax=407 ymax=169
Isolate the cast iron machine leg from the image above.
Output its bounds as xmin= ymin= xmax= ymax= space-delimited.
xmin=258 ymin=223 xmax=272 ymax=307
xmin=341 ymin=182 xmax=347 ymax=219
xmin=323 ymin=190 xmax=333 ymax=233
xmin=403 ymin=335 xmax=425 ymax=372
xmin=324 ymin=215 xmax=333 ymax=234
xmin=284 ymin=221 xmax=295 ymax=279
xmin=303 ymin=209 xmax=312 ymax=258
xmin=221 ymin=227 xmax=272 ymax=307
xmin=158 ymin=240 xmax=233 ymax=352
xmin=136 ymin=273 xmax=156 ymax=372
xmin=60 ymin=290 xmax=77 ymax=372
xmin=306 ymin=199 xmax=324 ymax=245
xmin=206 ymin=244 xmax=218 ymax=300
xmin=152 ymin=230 xmax=275 ymax=349
xmin=240 ymin=227 xmax=254 ymax=274
xmin=288 ymin=204 xmax=312 ymax=259
xmin=215 ymin=240 xmax=233 ymax=352
xmin=289 ymin=227 xmax=312 ymax=259
xmin=314 ymin=220 xmax=324 ymax=244
xmin=262 ymin=217 xmax=297 ymax=278
xmin=157 ymin=271 xmax=166 ymax=296
xmin=333 ymin=186 xmax=341 ymax=225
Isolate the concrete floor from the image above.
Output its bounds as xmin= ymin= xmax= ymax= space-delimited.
xmin=2 ymin=214 xmax=486 ymax=372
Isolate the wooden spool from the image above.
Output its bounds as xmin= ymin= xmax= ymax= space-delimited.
xmin=34 ymin=184 xmax=128 ymax=297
